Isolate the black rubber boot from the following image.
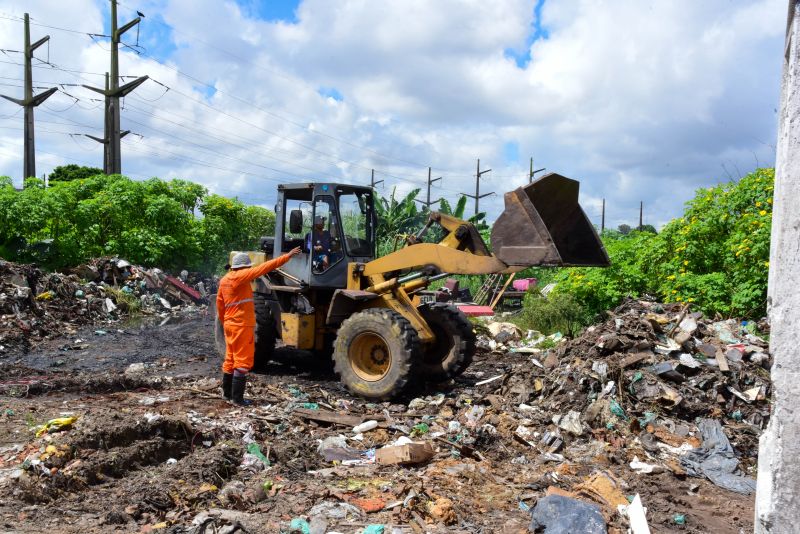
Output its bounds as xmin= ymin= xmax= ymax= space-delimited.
xmin=231 ymin=375 xmax=252 ymax=406
xmin=221 ymin=373 xmax=233 ymax=400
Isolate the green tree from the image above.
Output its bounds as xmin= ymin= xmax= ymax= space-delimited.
xmin=640 ymin=224 xmax=657 ymax=234
xmin=551 ymin=168 xmax=774 ymax=319
xmin=48 ymin=164 xmax=104 ymax=182
xmin=375 ymin=187 xmax=424 ymax=254
xmin=0 ymin=173 xmax=275 ymax=274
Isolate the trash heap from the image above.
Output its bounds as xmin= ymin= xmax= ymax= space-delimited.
xmin=0 ymin=258 xmax=212 ymax=354
xmin=1 ymin=298 xmax=771 ymax=533
xmin=477 ymin=297 xmax=770 ymax=531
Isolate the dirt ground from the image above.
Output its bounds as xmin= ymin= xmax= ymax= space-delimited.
xmin=0 ymin=312 xmax=756 ymax=533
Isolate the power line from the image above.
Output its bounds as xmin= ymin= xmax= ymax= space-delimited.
xmin=119 ymin=113 xmax=347 ymax=182
xmin=0 ymin=13 xmax=58 ymax=179
xmin=3 ymin=11 xmax=446 ymax=173
xmin=1 ymin=14 xmax=504 ymax=203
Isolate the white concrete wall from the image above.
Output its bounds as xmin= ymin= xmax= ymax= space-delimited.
xmin=755 ymin=1 xmax=800 ymax=531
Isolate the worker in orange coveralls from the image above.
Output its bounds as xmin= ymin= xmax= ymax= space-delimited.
xmin=217 ymin=248 xmax=301 ymax=405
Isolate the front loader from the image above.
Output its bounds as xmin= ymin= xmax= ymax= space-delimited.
xmin=213 ymin=173 xmax=609 ymax=399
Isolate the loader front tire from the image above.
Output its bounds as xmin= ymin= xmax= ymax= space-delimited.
xmin=333 ymin=309 xmax=419 ymax=399
xmin=418 ymin=303 xmax=476 ymax=381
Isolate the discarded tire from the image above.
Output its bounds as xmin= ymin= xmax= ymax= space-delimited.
xmin=333 ymin=308 xmax=419 ymax=399
xmin=418 ymin=303 xmax=476 ymax=381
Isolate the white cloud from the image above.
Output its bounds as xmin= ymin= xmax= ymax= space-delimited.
xmin=0 ymin=0 xmax=785 ymax=230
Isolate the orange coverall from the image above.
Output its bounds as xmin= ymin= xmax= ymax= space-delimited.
xmin=216 ymin=254 xmax=292 ymax=374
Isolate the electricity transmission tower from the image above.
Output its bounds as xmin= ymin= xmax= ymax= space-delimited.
xmin=529 ymin=156 xmax=545 ymax=183
xmin=465 ymin=159 xmax=493 ymax=216
xmin=370 ymin=169 xmax=384 ymax=189
xmin=414 ymin=167 xmax=443 ymax=210
xmin=83 ymin=0 xmax=148 ymax=174
xmin=0 ymin=13 xmax=58 ymax=180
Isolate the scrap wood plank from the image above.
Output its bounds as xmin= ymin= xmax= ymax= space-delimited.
xmin=293 ymin=408 xmax=383 ymax=427
xmin=715 ymin=348 xmax=730 ymax=372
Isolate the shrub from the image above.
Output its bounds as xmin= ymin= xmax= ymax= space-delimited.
xmin=549 ymin=168 xmax=774 ymax=319
xmin=514 ymin=291 xmax=593 ymax=336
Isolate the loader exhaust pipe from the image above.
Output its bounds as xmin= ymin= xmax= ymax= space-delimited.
xmin=490 ymin=173 xmax=610 ymax=267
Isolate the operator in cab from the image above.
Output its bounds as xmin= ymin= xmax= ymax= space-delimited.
xmin=306 ymin=215 xmax=332 ymax=271
xmin=217 ymin=247 xmax=301 ymax=405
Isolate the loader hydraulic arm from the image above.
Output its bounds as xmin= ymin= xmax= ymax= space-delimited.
xmin=338 ymin=173 xmax=610 ymax=342
xmin=363 ymin=173 xmax=610 ymax=280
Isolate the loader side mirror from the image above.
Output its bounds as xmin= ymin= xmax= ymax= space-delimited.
xmin=289 ymin=209 xmax=303 ymax=234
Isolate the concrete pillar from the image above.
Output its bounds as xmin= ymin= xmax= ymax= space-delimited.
xmin=755 ymin=1 xmax=800 ymax=531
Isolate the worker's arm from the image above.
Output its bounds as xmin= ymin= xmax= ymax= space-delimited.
xmin=239 ymin=247 xmax=302 ymax=282
xmin=216 ymin=290 xmax=225 ymax=323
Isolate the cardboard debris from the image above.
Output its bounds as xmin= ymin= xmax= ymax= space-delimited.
xmin=375 ymin=442 xmax=434 ymax=465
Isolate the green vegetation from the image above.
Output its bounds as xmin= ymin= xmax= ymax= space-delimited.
xmin=1 ymin=162 xmax=773 ymax=329
xmin=374 ymin=186 xmax=488 ymax=257
xmin=540 ymin=168 xmax=774 ymax=328
xmin=515 ymin=291 xmax=592 ymax=336
xmin=47 ymin=164 xmax=104 ymax=182
xmin=0 ymin=168 xmax=274 ymax=273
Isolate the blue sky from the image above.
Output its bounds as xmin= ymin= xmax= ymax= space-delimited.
xmin=504 ymin=0 xmax=548 ymax=68
xmin=235 ymin=0 xmax=301 ymax=23
xmin=0 ymin=0 xmax=786 ymax=229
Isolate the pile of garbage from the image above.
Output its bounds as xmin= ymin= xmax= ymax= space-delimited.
xmin=1 ymin=298 xmax=770 ymax=532
xmin=473 ymin=297 xmax=770 ymax=530
xmin=0 ymin=258 xmax=213 ymax=354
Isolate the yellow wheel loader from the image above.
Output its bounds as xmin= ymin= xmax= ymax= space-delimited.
xmin=213 ymin=173 xmax=609 ymax=399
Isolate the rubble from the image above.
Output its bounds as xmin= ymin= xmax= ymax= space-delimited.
xmin=0 ymin=297 xmax=768 ymax=532
xmin=0 ymin=258 xmax=211 ymax=354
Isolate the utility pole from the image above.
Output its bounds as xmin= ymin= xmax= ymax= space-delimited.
xmin=370 ymin=169 xmax=383 ymax=189
xmin=529 ymin=156 xmax=545 ymax=183
xmin=0 ymin=13 xmax=58 ymax=180
xmin=83 ymin=73 xmax=130 ymax=172
xmin=83 ymin=0 xmax=147 ymax=175
xmin=466 ymin=159 xmax=493 ymax=216
xmin=638 ymin=201 xmax=643 ymax=230
xmin=601 ymin=198 xmax=606 ymax=232
xmin=414 ymin=167 xmax=442 ymax=210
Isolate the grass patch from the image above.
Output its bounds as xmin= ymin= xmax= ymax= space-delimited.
xmin=104 ymin=286 xmax=142 ymax=315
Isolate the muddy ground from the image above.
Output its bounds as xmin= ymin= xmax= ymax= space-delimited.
xmin=0 ymin=313 xmax=756 ymax=533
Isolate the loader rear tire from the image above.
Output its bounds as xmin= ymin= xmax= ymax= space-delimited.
xmin=418 ymin=303 xmax=476 ymax=381
xmin=253 ymin=293 xmax=276 ymax=370
xmin=333 ymin=309 xmax=419 ymax=399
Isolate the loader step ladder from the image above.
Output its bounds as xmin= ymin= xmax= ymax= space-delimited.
xmin=474 ymin=273 xmax=503 ymax=305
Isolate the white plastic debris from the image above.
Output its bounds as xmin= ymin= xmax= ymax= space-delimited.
xmin=103 ymin=298 xmax=117 ymax=313
xmin=352 ymin=420 xmax=378 ymax=433
xmin=591 ymin=361 xmax=609 ymax=379
xmin=679 ymin=316 xmax=698 ymax=334
xmin=556 ymin=410 xmax=584 ymax=436
xmin=617 ymin=494 xmax=651 ymax=534
xmin=629 ymin=456 xmax=665 ymax=474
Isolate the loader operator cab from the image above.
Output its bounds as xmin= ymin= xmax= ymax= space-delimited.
xmin=274 ymin=183 xmax=376 ymax=288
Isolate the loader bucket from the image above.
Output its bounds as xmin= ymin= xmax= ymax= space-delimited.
xmin=490 ymin=173 xmax=610 ymax=267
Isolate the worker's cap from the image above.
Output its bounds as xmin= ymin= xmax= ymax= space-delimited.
xmin=231 ymin=252 xmax=252 ymax=270
xmin=314 ymin=215 xmax=326 ymax=225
